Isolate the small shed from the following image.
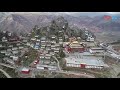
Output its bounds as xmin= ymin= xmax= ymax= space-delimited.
xmin=21 ymin=68 xmax=30 ymax=74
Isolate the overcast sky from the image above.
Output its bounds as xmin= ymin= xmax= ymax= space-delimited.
xmin=13 ymin=12 xmax=120 ymax=17
xmin=107 ymin=12 xmax=120 ymax=14
xmin=14 ymin=12 xmax=120 ymax=14
xmin=5 ymin=12 xmax=120 ymax=17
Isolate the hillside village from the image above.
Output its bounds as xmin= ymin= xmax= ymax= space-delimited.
xmin=0 ymin=17 xmax=120 ymax=78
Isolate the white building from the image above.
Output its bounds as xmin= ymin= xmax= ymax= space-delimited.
xmin=59 ymin=38 xmax=63 ymax=41
xmin=12 ymin=50 xmax=19 ymax=54
xmin=5 ymin=52 xmax=11 ymax=56
xmin=10 ymin=56 xmax=18 ymax=61
xmin=50 ymin=52 xmax=55 ymax=56
xmin=41 ymin=44 xmax=46 ymax=47
xmin=34 ymin=45 xmax=39 ymax=50
xmin=77 ymin=37 xmax=81 ymax=40
xmin=35 ymin=42 xmax=40 ymax=46
xmin=12 ymin=56 xmax=19 ymax=61
xmin=41 ymin=37 xmax=46 ymax=41
xmin=65 ymin=57 xmax=108 ymax=69
xmin=36 ymin=64 xmax=57 ymax=70
xmin=51 ymin=41 xmax=56 ymax=44
xmin=3 ymin=58 xmax=15 ymax=65
xmin=51 ymin=45 xmax=55 ymax=49
xmin=35 ymin=35 xmax=39 ymax=38
xmin=36 ymin=39 xmax=40 ymax=42
xmin=59 ymin=42 xmax=63 ymax=45
xmin=26 ymin=42 xmax=31 ymax=46
xmin=36 ymin=66 xmax=44 ymax=70
xmin=89 ymin=47 xmax=105 ymax=54
xmin=41 ymin=46 xmax=45 ymax=49
xmin=59 ymin=30 xmax=63 ymax=33
xmin=85 ymin=30 xmax=89 ymax=36
xmin=40 ymin=56 xmax=45 ymax=59
xmin=31 ymin=38 xmax=36 ymax=41
xmin=87 ymin=36 xmax=95 ymax=42
xmin=2 ymin=37 xmax=7 ymax=42
xmin=19 ymin=46 xmax=24 ymax=49
xmin=54 ymin=48 xmax=59 ymax=53
xmin=1 ymin=50 xmax=6 ymax=54
xmin=3 ymin=31 xmax=6 ymax=33
xmin=41 ymin=41 xmax=46 ymax=43
xmin=51 ymin=35 xmax=56 ymax=39
xmin=45 ymin=54 xmax=51 ymax=59
xmin=12 ymin=47 xmax=18 ymax=51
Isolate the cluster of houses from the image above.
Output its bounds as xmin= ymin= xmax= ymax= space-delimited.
xmin=0 ymin=31 xmax=24 ymax=65
xmin=1 ymin=43 xmax=24 ymax=65
xmin=27 ymin=28 xmax=70 ymax=71
xmin=0 ymin=28 xmax=108 ymax=74
xmin=28 ymin=35 xmax=61 ymax=54
xmin=0 ymin=27 xmax=109 ymax=77
xmin=1 ymin=31 xmax=20 ymax=42
xmin=25 ymin=34 xmax=61 ymax=71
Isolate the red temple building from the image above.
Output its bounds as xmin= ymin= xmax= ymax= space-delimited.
xmin=66 ymin=41 xmax=85 ymax=53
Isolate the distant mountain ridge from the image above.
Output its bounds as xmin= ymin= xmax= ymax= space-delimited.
xmin=0 ymin=12 xmax=120 ymax=35
xmin=0 ymin=12 xmax=13 ymax=23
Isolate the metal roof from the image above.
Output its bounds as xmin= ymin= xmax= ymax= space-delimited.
xmin=65 ymin=56 xmax=108 ymax=66
xmin=21 ymin=67 xmax=30 ymax=71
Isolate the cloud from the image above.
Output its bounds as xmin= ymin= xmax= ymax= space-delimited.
xmin=4 ymin=12 xmax=120 ymax=17
xmin=13 ymin=12 xmax=120 ymax=15
xmin=106 ymin=12 xmax=120 ymax=14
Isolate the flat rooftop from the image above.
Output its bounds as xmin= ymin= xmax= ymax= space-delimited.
xmin=68 ymin=52 xmax=104 ymax=57
xmin=65 ymin=52 xmax=108 ymax=67
xmin=37 ymin=64 xmax=57 ymax=68
xmin=65 ymin=57 xmax=108 ymax=67
xmin=90 ymin=47 xmax=104 ymax=50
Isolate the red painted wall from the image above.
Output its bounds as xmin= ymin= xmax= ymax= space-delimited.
xmin=80 ymin=64 xmax=86 ymax=68
xmin=21 ymin=70 xmax=30 ymax=74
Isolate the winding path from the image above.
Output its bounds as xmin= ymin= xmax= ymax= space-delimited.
xmin=0 ymin=63 xmax=15 ymax=69
xmin=52 ymin=56 xmax=62 ymax=71
xmin=0 ymin=69 xmax=12 ymax=78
